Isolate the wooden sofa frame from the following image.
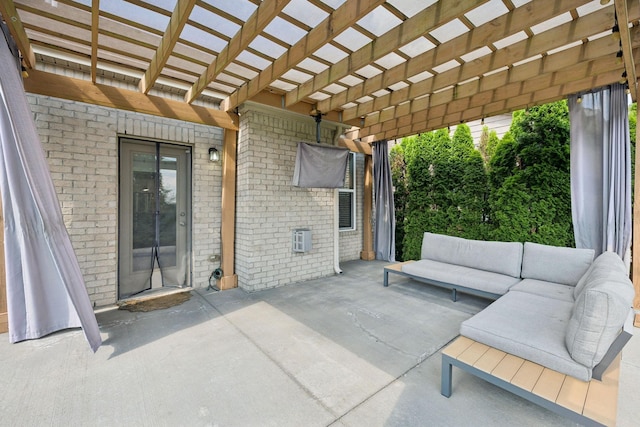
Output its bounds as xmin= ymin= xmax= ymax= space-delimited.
xmin=440 ymin=310 xmax=634 ymax=427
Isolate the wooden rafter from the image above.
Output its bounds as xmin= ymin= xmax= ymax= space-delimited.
xmin=222 ymin=0 xmax=387 ymax=111
xmin=90 ymin=0 xmax=99 ymax=83
xmin=138 ymin=0 xmax=196 ymax=94
xmin=185 ymin=0 xmax=291 ymax=104
xmin=317 ymin=0 xmax=592 ymax=114
xmin=354 ymin=28 xmax=636 ymax=135
xmin=341 ymin=3 xmax=633 ymax=125
xmin=24 ymin=69 xmax=238 ymax=130
xmin=284 ymin=0 xmax=490 ymax=108
xmin=0 ymin=0 xmax=36 ymax=68
xmin=615 ymin=0 xmax=638 ymax=101
xmin=347 ymin=62 xmax=638 ymax=141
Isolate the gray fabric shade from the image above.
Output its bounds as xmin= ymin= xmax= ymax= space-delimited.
xmin=569 ymin=84 xmax=632 ymax=260
xmin=292 ymin=142 xmax=349 ymax=188
xmin=373 ymin=140 xmax=395 ymax=262
xmin=0 ymin=32 xmax=101 ymax=351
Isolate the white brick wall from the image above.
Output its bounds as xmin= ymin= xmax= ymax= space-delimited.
xmin=236 ymin=103 xmax=365 ymax=291
xmin=27 ymin=94 xmax=224 ymax=307
xmin=24 ymin=93 xmax=366 ymax=303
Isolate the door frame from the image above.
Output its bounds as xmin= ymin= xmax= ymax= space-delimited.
xmin=117 ymin=136 xmax=193 ymax=299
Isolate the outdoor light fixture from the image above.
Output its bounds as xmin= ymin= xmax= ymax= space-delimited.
xmin=576 ymin=94 xmax=582 ymax=104
xmin=620 ymin=71 xmax=627 ymax=84
xmin=616 ymin=50 xmax=623 ymax=64
xmin=612 ymin=24 xmax=621 ymax=41
xmin=208 ymin=147 xmax=220 ymax=163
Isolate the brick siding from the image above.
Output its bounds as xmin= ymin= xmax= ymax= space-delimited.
xmin=236 ymin=103 xmax=365 ymax=291
xmin=27 ymin=94 xmax=223 ymax=307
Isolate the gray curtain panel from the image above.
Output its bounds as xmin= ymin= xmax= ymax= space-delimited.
xmin=0 ymin=33 xmax=101 ymax=351
xmin=292 ymin=142 xmax=350 ymax=188
xmin=373 ymin=140 xmax=395 ymax=262
xmin=568 ymin=83 xmax=631 ymax=260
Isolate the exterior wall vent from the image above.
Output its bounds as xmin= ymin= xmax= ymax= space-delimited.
xmin=292 ymin=229 xmax=312 ymax=253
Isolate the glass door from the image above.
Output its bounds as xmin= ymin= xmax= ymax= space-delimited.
xmin=119 ymin=139 xmax=192 ymax=299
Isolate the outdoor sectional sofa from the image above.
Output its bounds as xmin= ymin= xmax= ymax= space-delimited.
xmin=384 ymin=232 xmax=635 ymax=426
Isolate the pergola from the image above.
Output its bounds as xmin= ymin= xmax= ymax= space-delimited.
xmin=0 ymin=0 xmax=639 ymax=324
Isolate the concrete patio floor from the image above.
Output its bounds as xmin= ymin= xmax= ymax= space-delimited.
xmin=1 ymin=260 xmax=639 ymax=426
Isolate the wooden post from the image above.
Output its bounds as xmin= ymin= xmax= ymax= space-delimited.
xmin=633 ymin=102 xmax=640 ymax=326
xmin=360 ymin=154 xmax=375 ymax=260
xmin=218 ymin=129 xmax=238 ymax=290
xmin=0 ymin=194 xmax=7 ymax=333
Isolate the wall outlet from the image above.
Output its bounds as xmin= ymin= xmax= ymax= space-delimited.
xmin=209 ymin=254 xmax=220 ymax=262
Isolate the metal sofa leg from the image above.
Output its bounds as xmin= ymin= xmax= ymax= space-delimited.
xmin=441 ymin=355 xmax=453 ymax=397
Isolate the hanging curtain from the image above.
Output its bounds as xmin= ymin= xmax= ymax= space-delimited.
xmin=0 ymin=28 xmax=101 ymax=351
xmin=373 ymin=140 xmax=396 ymax=262
xmin=568 ymin=83 xmax=632 ymax=261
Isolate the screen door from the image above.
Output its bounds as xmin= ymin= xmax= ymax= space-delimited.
xmin=119 ymin=139 xmax=192 ymax=299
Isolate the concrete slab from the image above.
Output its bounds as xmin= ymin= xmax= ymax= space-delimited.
xmin=0 ymin=260 xmax=638 ymax=426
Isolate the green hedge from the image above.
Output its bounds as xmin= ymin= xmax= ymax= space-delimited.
xmin=391 ymin=100 xmax=578 ymax=260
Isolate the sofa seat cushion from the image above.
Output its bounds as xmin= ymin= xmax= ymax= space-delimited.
xmin=460 ymin=292 xmax=591 ymax=381
xmin=509 ymin=279 xmax=575 ymax=303
xmin=420 ymin=232 xmax=523 ymax=278
xmin=402 ymin=259 xmax=521 ymax=296
xmin=521 ymin=242 xmax=594 ymax=286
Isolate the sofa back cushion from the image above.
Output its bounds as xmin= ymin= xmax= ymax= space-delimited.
xmin=564 ymin=268 xmax=634 ymax=368
xmin=420 ymin=232 xmax=523 ymax=277
xmin=521 ymin=242 xmax=594 ymax=286
xmin=574 ymin=251 xmax=629 ymax=299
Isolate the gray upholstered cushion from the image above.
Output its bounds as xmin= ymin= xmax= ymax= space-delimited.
xmin=460 ymin=292 xmax=590 ymax=381
xmin=521 ymin=242 xmax=594 ymax=286
xmin=509 ymin=279 xmax=575 ymax=303
xmin=402 ymin=259 xmax=521 ymax=296
xmin=565 ymin=263 xmax=634 ymax=368
xmin=420 ymin=232 xmax=523 ymax=277
xmin=574 ymin=251 xmax=629 ymax=299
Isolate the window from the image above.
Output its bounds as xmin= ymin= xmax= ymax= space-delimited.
xmin=338 ymin=152 xmax=356 ymax=231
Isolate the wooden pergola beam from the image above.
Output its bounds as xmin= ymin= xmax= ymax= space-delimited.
xmin=185 ymin=0 xmax=291 ymax=104
xmin=615 ymin=0 xmax=638 ymax=101
xmin=222 ymin=0 xmax=386 ymax=111
xmin=342 ymin=3 xmax=632 ymax=124
xmin=285 ymin=0 xmax=489 ymax=108
xmin=24 ymin=69 xmax=238 ymax=130
xmin=633 ymin=88 xmax=640 ymax=326
xmin=347 ymin=66 xmax=632 ymax=141
xmin=317 ymin=0 xmax=593 ymax=114
xmin=219 ymin=129 xmax=238 ymax=290
xmin=360 ymin=154 xmax=375 ymax=261
xmin=90 ymin=0 xmax=99 ymax=83
xmin=352 ymin=30 xmax=636 ymax=138
xmin=0 ymin=0 xmax=36 ymax=68
xmin=139 ymin=0 xmax=196 ymax=94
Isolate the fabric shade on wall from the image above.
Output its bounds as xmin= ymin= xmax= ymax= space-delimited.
xmin=292 ymin=142 xmax=349 ymax=188
xmin=0 ymin=30 xmax=101 ymax=351
xmin=568 ymin=84 xmax=632 ymax=261
xmin=373 ymin=140 xmax=396 ymax=262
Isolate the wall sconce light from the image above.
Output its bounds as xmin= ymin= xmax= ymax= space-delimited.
xmin=616 ymin=50 xmax=623 ymax=64
xmin=208 ymin=147 xmax=220 ymax=163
